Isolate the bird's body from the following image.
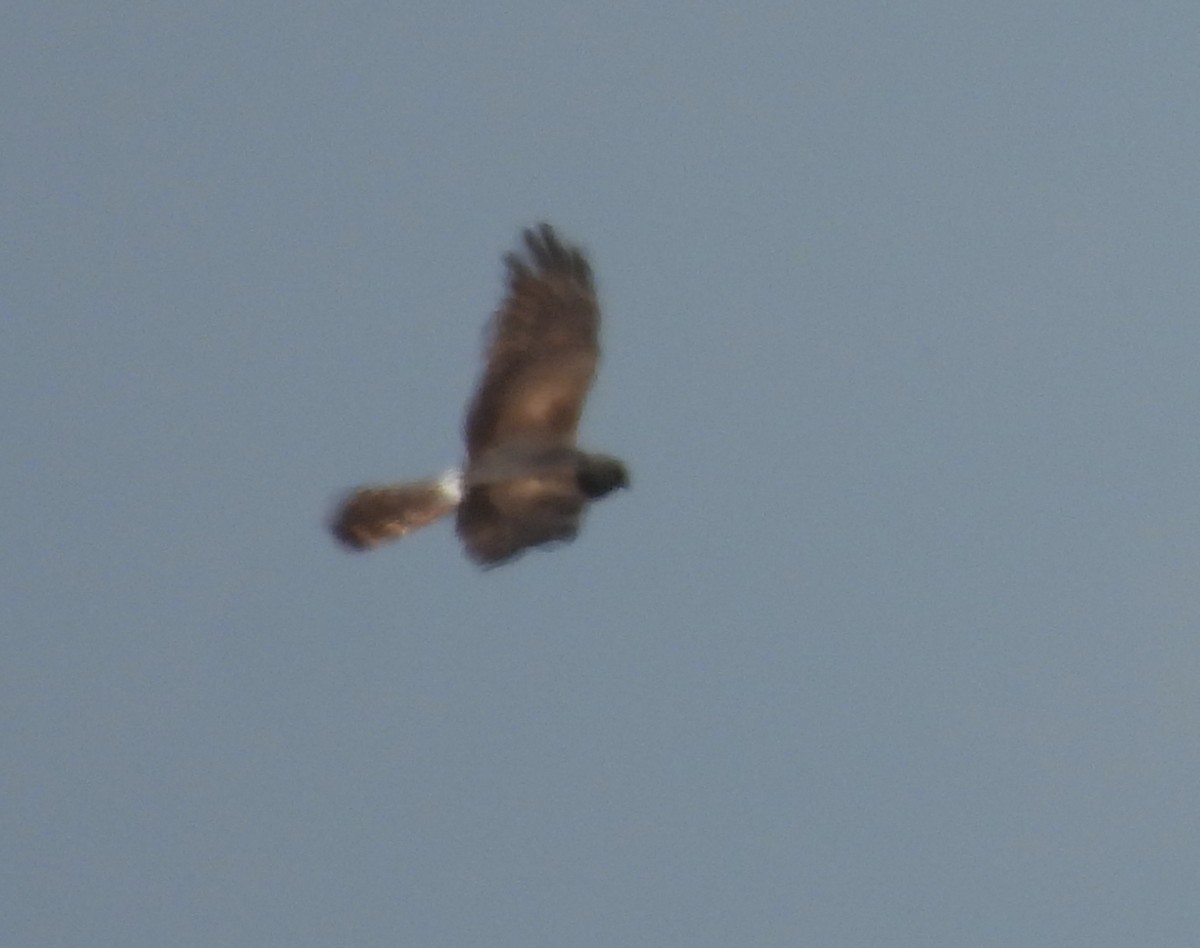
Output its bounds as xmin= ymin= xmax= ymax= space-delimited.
xmin=330 ymin=225 xmax=627 ymax=566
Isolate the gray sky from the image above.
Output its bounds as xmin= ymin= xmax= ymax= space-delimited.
xmin=6 ymin=2 xmax=1200 ymax=945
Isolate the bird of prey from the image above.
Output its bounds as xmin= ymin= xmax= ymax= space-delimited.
xmin=330 ymin=224 xmax=628 ymax=567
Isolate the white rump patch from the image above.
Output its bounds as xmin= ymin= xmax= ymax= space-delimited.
xmin=437 ymin=469 xmax=464 ymax=503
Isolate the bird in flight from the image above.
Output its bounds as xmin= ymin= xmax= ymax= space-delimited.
xmin=329 ymin=224 xmax=628 ymax=567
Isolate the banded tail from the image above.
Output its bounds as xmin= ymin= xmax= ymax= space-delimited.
xmin=330 ymin=471 xmax=462 ymax=551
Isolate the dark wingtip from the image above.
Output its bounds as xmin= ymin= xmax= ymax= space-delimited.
xmin=516 ymin=222 xmax=593 ymax=288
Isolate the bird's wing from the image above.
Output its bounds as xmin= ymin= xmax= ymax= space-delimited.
xmin=456 ymin=465 xmax=586 ymax=567
xmin=462 ymin=224 xmax=600 ymax=463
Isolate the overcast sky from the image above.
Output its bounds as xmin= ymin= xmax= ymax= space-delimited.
xmin=6 ymin=3 xmax=1200 ymax=946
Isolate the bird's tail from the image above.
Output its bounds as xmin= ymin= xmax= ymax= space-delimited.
xmin=330 ymin=470 xmax=462 ymax=551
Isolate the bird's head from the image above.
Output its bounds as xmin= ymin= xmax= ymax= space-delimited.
xmin=577 ymin=453 xmax=630 ymax=499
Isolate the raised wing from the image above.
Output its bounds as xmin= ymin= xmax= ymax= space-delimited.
xmin=462 ymin=224 xmax=599 ymax=463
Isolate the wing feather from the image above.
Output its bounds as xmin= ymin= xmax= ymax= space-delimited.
xmin=457 ymin=473 xmax=585 ymax=567
xmin=462 ymin=224 xmax=599 ymax=461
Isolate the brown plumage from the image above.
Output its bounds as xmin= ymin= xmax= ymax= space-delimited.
xmin=329 ymin=224 xmax=628 ymax=566
xmin=330 ymin=475 xmax=461 ymax=550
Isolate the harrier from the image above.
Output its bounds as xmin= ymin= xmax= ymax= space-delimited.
xmin=330 ymin=224 xmax=628 ymax=566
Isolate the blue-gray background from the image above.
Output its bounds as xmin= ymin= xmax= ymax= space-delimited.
xmin=6 ymin=3 xmax=1199 ymax=945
